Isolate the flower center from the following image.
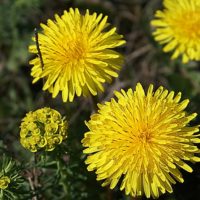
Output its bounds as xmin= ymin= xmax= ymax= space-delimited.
xmin=171 ymin=10 xmax=200 ymax=39
xmin=138 ymin=129 xmax=151 ymax=143
xmin=62 ymin=36 xmax=88 ymax=63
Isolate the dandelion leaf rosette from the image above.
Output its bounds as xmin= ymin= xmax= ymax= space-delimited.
xmin=82 ymin=83 xmax=200 ymax=198
xmin=29 ymin=8 xmax=126 ymax=102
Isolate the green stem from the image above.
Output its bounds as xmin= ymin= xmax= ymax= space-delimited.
xmin=32 ymin=152 xmax=39 ymax=200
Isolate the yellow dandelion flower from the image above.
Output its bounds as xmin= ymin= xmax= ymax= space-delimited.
xmin=82 ymin=83 xmax=200 ymax=198
xmin=151 ymin=0 xmax=200 ymax=63
xmin=0 ymin=176 xmax=10 ymax=190
xmin=29 ymin=8 xmax=125 ymax=102
xmin=20 ymin=107 xmax=68 ymax=152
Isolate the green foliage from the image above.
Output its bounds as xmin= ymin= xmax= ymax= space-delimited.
xmin=0 ymin=155 xmax=29 ymax=200
xmin=0 ymin=0 xmax=42 ymax=71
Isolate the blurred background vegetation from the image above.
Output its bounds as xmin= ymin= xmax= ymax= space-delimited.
xmin=0 ymin=0 xmax=200 ymax=199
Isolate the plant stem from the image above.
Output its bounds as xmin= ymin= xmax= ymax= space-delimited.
xmin=32 ymin=152 xmax=39 ymax=200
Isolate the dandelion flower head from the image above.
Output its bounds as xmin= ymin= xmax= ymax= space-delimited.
xmin=20 ymin=107 xmax=68 ymax=152
xmin=151 ymin=0 xmax=200 ymax=63
xmin=0 ymin=176 xmax=10 ymax=190
xmin=29 ymin=8 xmax=126 ymax=102
xmin=82 ymin=83 xmax=200 ymax=198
